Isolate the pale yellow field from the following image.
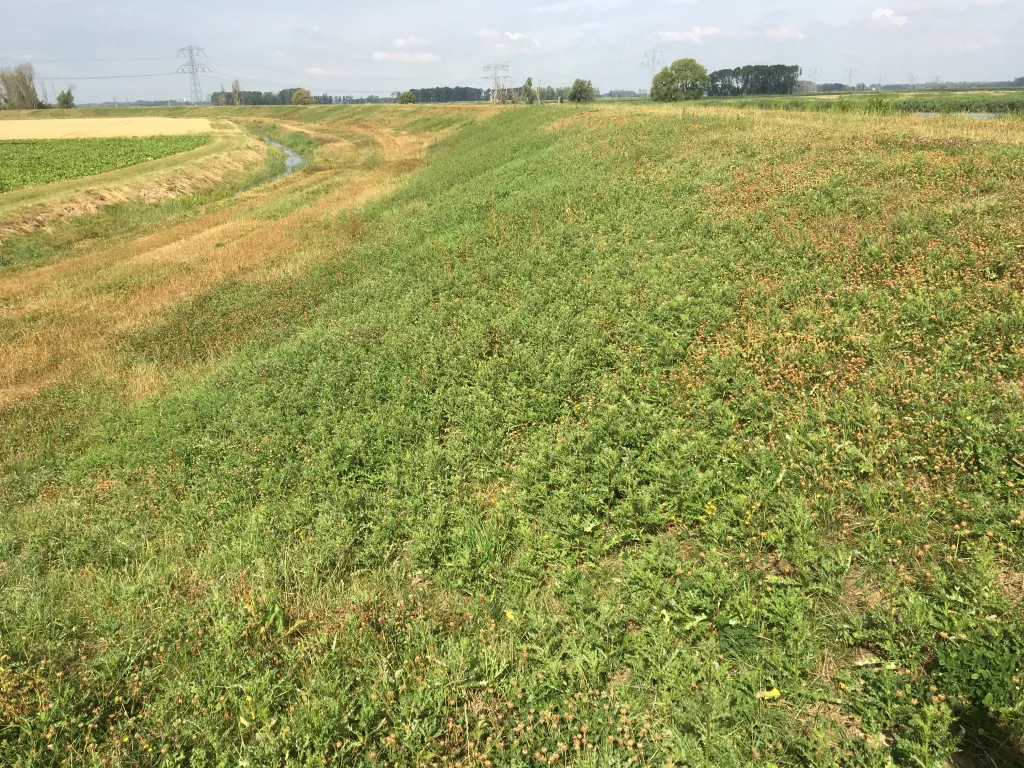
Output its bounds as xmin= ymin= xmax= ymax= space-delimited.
xmin=0 ymin=117 xmax=212 ymax=140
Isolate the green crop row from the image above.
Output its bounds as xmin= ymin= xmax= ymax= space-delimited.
xmin=0 ymin=134 xmax=210 ymax=192
xmin=702 ymin=91 xmax=1024 ymax=115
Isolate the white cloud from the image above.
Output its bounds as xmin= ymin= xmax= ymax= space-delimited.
xmin=306 ymin=67 xmax=325 ymax=75
xmin=394 ymin=36 xmax=428 ymax=48
xmin=505 ymin=32 xmax=525 ymax=40
xmin=372 ymin=51 xmax=440 ymax=63
xmin=871 ymin=8 xmax=910 ymax=27
xmin=272 ymin=50 xmax=287 ymax=59
xmin=477 ymin=29 xmax=500 ymax=39
xmin=658 ymin=26 xmax=723 ymax=44
xmin=765 ymin=26 xmax=806 ymax=41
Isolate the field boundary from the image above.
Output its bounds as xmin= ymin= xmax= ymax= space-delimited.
xmin=0 ymin=120 xmax=264 ymax=240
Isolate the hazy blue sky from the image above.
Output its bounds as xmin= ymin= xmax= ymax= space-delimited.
xmin=3 ymin=0 xmax=1021 ymax=102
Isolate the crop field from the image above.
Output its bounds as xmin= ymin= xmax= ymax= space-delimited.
xmin=0 ymin=117 xmax=213 ymax=140
xmin=1 ymin=104 xmax=1023 ymax=767
xmin=0 ymin=135 xmax=211 ymax=192
xmin=0 ymin=118 xmax=268 ymax=241
xmin=702 ymin=89 xmax=1024 ymax=115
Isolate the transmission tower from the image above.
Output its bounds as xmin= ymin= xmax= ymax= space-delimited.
xmin=177 ymin=46 xmax=211 ymax=105
xmin=483 ymin=62 xmax=510 ymax=104
xmin=642 ymin=49 xmax=664 ymax=90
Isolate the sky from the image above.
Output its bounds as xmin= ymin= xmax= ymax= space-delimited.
xmin=2 ymin=0 xmax=1022 ymax=103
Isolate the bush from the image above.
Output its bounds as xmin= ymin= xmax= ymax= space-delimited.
xmin=568 ymin=79 xmax=597 ymax=103
xmin=290 ymin=88 xmax=314 ymax=106
xmin=398 ymin=91 xmax=416 ymax=105
xmin=57 ymin=87 xmax=75 ymax=109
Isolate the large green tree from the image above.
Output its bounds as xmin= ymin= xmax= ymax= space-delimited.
xmin=650 ymin=58 xmax=709 ymax=102
xmin=398 ymin=91 xmax=416 ymax=104
xmin=291 ymin=88 xmax=315 ymax=105
xmin=568 ymin=79 xmax=597 ymax=103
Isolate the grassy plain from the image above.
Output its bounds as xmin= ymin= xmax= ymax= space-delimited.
xmin=1 ymin=103 xmax=1023 ymax=767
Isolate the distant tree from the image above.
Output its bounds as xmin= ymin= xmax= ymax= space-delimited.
xmin=855 ymin=82 xmax=867 ymax=92
xmin=408 ymin=86 xmax=487 ymax=103
xmin=0 ymin=63 xmax=41 ymax=110
xmin=819 ymin=83 xmax=849 ymax=93
xmin=398 ymin=91 xmax=416 ymax=104
xmin=651 ymin=58 xmax=709 ymax=102
xmin=523 ymin=77 xmax=536 ymax=105
xmin=216 ymin=85 xmax=228 ymax=107
xmin=1015 ymin=77 xmax=1024 ymax=87
xmin=568 ymin=79 xmax=597 ymax=103
xmin=291 ymin=88 xmax=314 ymax=105
xmin=231 ymin=79 xmax=242 ymax=106
xmin=56 ymin=86 xmax=75 ymax=109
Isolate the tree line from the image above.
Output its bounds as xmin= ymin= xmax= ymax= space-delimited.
xmin=408 ymin=86 xmax=488 ymax=103
xmin=1 ymin=63 xmax=73 ymax=109
xmin=707 ymin=65 xmax=802 ymax=97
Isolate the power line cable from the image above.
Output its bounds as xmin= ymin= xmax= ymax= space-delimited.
xmin=206 ymin=56 xmax=424 ymax=82
xmin=37 ymin=72 xmax=181 ymax=80
xmin=206 ymin=71 xmax=402 ymax=95
xmin=1 ymin=55 xmax=178 ymax=63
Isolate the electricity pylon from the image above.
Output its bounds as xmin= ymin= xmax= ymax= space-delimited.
xmin=483 ymin=62 xmax=510 ymax=104
xmin=642 ymin=49 xmax=664 ymax=90
xmin=177 ymin=46 xmax=211 ymax=105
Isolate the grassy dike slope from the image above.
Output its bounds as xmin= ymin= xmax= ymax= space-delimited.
xmin=2 ymin=105 xmax=1024 ymax=766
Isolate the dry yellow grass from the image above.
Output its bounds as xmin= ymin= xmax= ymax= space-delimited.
xmin=0 ymin=117 xmax=211 ymax=140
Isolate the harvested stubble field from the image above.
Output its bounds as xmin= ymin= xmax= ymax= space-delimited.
xmin=1 ymin=103 xmax=1023 ymax=768
xmin=0 ymin=117 xmax=212 ymax=140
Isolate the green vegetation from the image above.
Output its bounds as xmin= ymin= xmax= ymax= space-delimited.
xmin=2 ymin=104 xmax=1024 ymax=767
xmin=702 ymin=90 xmax=1024 ymax=114
xmin=291 ymin=88 xmax=315 ymax=106
xmin=651 ymin=58 xmax=711 ymax=102
xmin=399 ymin=91 xmax=416 ymax=105
xmin=0 ymin=149 xmax=286 ymax=272
xmin=0 ymin=135 xmax=210 ymax=192
xmin=707 ymin=65 xmax=803 ymax=97
xmin=569 ymin=79 xmax=598 ymax=103
xmin=56 ymin=87 xmax=74 ymax=110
